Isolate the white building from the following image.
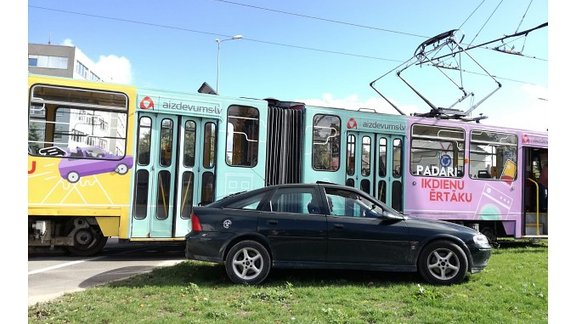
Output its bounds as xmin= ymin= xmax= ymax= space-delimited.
xmin=28 ymin=43 xmax=113 ymax=82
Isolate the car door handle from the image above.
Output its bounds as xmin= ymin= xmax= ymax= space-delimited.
xmin=267 ymin=220 xmax=278 ymax=225
xmin=333 ymin=224 xmax=344 ymax=229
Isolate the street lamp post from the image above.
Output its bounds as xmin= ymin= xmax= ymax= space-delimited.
xmin=216 ymin=34 xmax=242 ymax=94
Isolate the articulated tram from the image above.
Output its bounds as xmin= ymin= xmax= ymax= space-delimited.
xmin=28 ymin=74 xmax=548 ymax=255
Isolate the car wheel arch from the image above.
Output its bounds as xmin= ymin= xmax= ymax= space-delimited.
xmin=223 ymin=233 xmax=273 ymax=261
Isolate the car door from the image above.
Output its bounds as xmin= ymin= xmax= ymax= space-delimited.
xmin=257 ymin=186 xmax=327 ymax=264
xmin=324 ymin=187 xmax=413 ymax=267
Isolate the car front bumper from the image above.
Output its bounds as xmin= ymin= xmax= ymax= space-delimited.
xmin=468 ymin=246 xmax=492 ymax=273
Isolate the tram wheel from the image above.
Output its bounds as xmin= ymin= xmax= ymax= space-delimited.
xmin=67 ymin=226 xmax=108 ymax=256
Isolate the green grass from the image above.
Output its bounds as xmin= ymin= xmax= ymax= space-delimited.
xmin=29 ymin=240 xmax=547 ymax=323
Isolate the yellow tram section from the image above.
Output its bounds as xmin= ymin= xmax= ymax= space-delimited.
xmin=28 ymin=75 xmax=137 ymax=238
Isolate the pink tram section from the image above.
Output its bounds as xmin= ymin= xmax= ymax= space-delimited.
xmin=403 ymin=116 xmax=548 ymax=241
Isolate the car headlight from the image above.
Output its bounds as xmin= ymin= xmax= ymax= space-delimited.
xmin=473 ymin=234 xmax=491 ymax=248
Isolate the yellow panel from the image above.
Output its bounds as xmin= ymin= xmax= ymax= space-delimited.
xmin=96 ymin=216 xmax=121 ymax=236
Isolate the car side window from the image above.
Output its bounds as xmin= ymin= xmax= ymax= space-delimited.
xmin=326 ymin=188 xmax=383 ymax=218
xmin=326 ymin=194 xmax=348 ymax=216
xmin=227 ymin=192 xmax=267 ymax=210
xmin=270 ymin=188 xmax=320 ymax=214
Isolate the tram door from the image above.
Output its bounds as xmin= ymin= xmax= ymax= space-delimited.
xmin=522 ymin=147 xmax=548 ymax=236
xmin=131 ymin=113 xmax=217 ymax=238
xmin=345 ymin=132 xmax=404 ymax=212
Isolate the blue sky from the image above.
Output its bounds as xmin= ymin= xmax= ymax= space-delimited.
xmin=27 ymin=0 xmax=549 ymax=131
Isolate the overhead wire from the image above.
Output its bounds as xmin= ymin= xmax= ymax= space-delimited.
xmin=516 ymin=0 xmax=534 ymax=33
xmin=209 ymin=0 xmax=547 ymax=63
xmin=29 ymin=3 xmax=546 ymax=86
xmin=458 ymin=0 xmax=487 ymax=30
xmin=208 ymin=0 xmax=429 ymax=39
xmin=511 ymin=0 xmax=535 ymax=54
xmin=28 ymin=5 xmax=403 ymax=63
xmin=467 ymin=0 xmax=504 ymax=48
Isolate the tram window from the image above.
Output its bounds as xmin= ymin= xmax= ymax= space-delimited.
xmin=410 ymin=124 xmax=464 ymax=178
xmin=360 ymin=179 xmax=370 ymax=195
xmin=203 ymin=123 xmax=216 ymax=169
xmin=180 ymin=171 xmax=194 ymax=219
xmin=312 ymin=114 xmax=341 ymax=171
xmin=156 ymin=170 xmax=171 ymax=220
xmin=361 ymin=136 xmax=371 ymax=176
xmin=377 ymin=180 xmax=387 ymax=203
xmin=159 ymin=119 xmax=173 ymax=167
xmin=379 ymin=138 xmax=387 ymax=177
xmin=183 ymin=121 xmax=196 ymax=168
xmin=226 ymin=105 xmax=259 ymax=167
xmin=469 ymin=130 xmax=518 ymax=181
xmin=346 ymin=178 xmax=355 ymax=187
xmin=28 ymin=84 xmax=128 ymax=158
xmin=393 ymin=138 xmax=403 ymax=178
xmin=201 ymin=172 xmax=215 ymax=205
xmin=133 ymin=170 xmax=149 ymax=220
xmin=137 ymin=117 xmax=151 ymax=165
xmin=392 ymin=180 xmax=403 ymax=212
xmin=346 ymin=134 xmax=356 ymax=176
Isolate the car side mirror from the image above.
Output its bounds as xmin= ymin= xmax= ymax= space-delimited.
xmin=376 ymin=211 xmax=404 ymax=220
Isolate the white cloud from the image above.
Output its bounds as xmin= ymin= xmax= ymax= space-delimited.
xmin=61 ymin=38 xmax=74 ymax=47
xmin=521 ymin=84 xmax=549 ymax=102
xmin=483 ymin=84 xmax=549 ymax=132
xmin=296 ymin=93 xmax=415 ymax=116
xmin=95 ymin=55 xmax=132 ymax=84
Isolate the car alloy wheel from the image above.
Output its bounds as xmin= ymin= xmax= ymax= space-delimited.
xmin=418 ymin=240 xmax=468 ymax=285
xmin=225 ymin=240 xmax=271 ymax=285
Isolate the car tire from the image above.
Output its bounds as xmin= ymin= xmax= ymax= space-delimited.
xmin=225 ymin=240 xmax=271 ymax=285
xmin=418 ymin=240 xmax=469 ymax=285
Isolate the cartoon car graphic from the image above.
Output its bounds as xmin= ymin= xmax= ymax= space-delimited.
xmin=58 ymin=147 xmax=134 ymax=183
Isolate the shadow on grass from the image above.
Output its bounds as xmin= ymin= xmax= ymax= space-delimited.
xmin=266 ymin=268 xmax=423 ymax=287
xmin=101 ymin=241 xmax=548 ymax=291
xmin=493 ymin=238 xmax=548 ymax=251
xmin=107 ymin=260 xmax=444 ymax=290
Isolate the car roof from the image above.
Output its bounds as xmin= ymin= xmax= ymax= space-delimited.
xmin=263 ymin=181 xmax=349 ymax=192
xmin=207 ymin=182 xmax=353 ymax=206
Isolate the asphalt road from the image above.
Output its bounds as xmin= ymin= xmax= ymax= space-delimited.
xmin=28 ymin=238 xmax=186 ymax=306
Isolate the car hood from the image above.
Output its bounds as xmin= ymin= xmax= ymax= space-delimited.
xmin=402 ymin=216 xmax=479 ymax=236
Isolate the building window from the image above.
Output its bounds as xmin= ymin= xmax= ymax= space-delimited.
xmin=75 ymin=61 xmax=88 ymax=78
xmin=29 ymin=55 xmax=68 ymax=69
xmin=90 ymin=71 xmax=101 ymax=82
